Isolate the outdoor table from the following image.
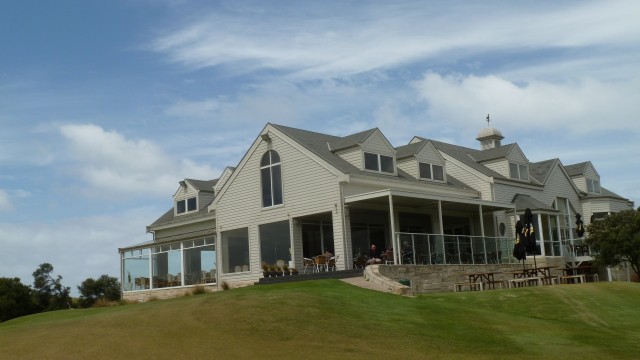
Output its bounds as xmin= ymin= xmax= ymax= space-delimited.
xmin=467 ymin=271 xmax=502 ymax=290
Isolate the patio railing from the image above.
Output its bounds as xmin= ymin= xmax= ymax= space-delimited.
xmin=395 ymin=233 xmax=517 ymax=265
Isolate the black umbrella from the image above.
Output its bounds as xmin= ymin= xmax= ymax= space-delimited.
xmin=575 ymin=213 xmax=585 ymax=238
xmin=523 ymin=208 xmax=537 ymax=268
xmin=513 ymin=220 xmax=527 ymax=270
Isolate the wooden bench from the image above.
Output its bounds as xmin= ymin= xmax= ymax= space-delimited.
xmin=508 ymin=277 xmax=542 ymax=288
xmin=454 ymin=282 xmax=483 ymax=292
xmin=486 ymin=280 xmax=506 ymax=290
xmin=560 ymin=274 xmax=586 ymax=284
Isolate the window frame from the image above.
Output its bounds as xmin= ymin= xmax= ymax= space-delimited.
xmin=586 ymin=178 xmax=601 ymax=194
xmin=418 ymin=162 xmax=445 ymax=182
xmin=260 ymin=150 xmax=284 ymax=208
xmin=363 ymin=151 xmax=395 ymax=174
xmin=509 ymin=162 xmax=529 ymax=181
xmin=176 ymin=196 xmax=198 ymax=215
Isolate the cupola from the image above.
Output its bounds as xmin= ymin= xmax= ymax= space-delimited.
xmin=476 ymin=114 xmax=504 ymax=150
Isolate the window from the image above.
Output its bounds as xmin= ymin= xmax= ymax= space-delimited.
xmin=587 ymin=178 xmax=600 ymax=193
xmin=176 ymin=197 xmax=197 ymax=214
xmin=364 ymin=152 xmax=394 ymax=174
xmin=261 ymin=150 xmax=283 ymax=208
xmin=259 ymin=220 xmax=291 ymax=265
xmin=509 ymin=162 xmax=529 ymax=181
xmin=221 ymin=228 xmax=250 ymax=273
xmin=419 ymin=162 xmax=444 ymax=182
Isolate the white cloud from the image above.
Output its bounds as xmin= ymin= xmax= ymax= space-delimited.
xmin=0 ymin=189 xmax=11 ymax=212
xmin=59 ymin=124 xmax=220 ymax=197
xmin=150 ymin=1 xmax=640 ymax=80
xmin=413 ymin=73 xmax=640 ymax=135
xmin=0 ymin=207 xmax=158 ymax=295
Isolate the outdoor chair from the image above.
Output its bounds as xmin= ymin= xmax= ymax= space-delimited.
xmin=303 ymin=257 xmax=315 ymax=273
xmin=327 ymin=255 xmax=339 ymax=271
xmin=313 ymin=255 xmax=328 ymax=272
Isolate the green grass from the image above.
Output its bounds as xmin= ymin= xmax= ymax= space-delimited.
xmin=1 ymin=281 xmax=639 ymax=359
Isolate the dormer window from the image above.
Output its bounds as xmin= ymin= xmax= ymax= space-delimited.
xmin=587 ymin=178 xmax=600 ymax=193
xmin=419 ymin=162 xmax=444 ymax=182
xmin=364 ymin=152 xmax=394 ymax=174
xmin=509 ymin=162 xmax=529 ymax=181
xmin=177 ymin=197 xmax=197 ymax=214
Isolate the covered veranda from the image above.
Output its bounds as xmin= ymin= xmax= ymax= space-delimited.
xmin=343 ymin=189 xmax=517 ymax=268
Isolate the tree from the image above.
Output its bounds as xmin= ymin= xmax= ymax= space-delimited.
xmin=77 ymin=274 xmax=121 ymax=308
xmin=32 ymin=263 xmax=72 ymax=311
xmin=0 ymin=277 xmax=38 ymax=322
xmin=586 ymin=209 xmax=640 ymax=278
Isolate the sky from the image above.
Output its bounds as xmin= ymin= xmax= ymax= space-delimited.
xmin=1 ymin=0 xmax=639 ymax=295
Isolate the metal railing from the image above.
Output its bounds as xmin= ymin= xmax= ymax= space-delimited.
xmin=395 ymin=233 xmax=517 ymax=265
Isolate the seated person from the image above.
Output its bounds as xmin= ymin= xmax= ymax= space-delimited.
xmin=367 ymin=244 xmax=382 ymax=265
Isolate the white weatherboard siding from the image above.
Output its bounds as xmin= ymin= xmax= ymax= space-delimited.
xmin=416 ymin=142 xmax=444 ymax=167
xmin=362 ymin=131 xmax=395 ymax=156
xmin=215 ymin=132 xmax=342 ymax=279
xmin=574 ymin=177 xmax=588 ymax=193
xmin=336 ymin=147 xmax=362 ymax=169
xmin=507 ymin=146 xmax=527 ymax=164
xmin=397 ymin=158 xmax=418 ymax=178
xmin=483 ymin=159 xmax=510 ymax=179
xmin=174 ymin=185 xmax=197 ymax=202
xmin=441 ymin=157 xmax=493 ymax=201
xmin=495 ymin=162 xmax=582 ymax=217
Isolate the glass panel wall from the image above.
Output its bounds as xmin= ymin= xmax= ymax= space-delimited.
xmin=183 ymin=237 xmax=216 ymax=285
xmin=122 ymin=249 xmax=150 ymax=291
xmin=152 ymin=243 xmax=181 ymax=288
xmin=121 ymin=236 xmax=216 ymax=292
xmin=221 ymin=227 xmax=250 ymax=273
xmin=259 ymin=220 xmax=291 ymax=266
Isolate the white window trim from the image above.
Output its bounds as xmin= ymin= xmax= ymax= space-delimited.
xmin=260 ymin=151 xmax=284 ymax=209
xmin=363 ymin=151 xmax=395 ymax=174
xmin=418 ymin=162 xmax=445 ymax=182
xmin=175 ymin=196 xmax=198 ymax=216
xmin=509 ymin=162 xmax=529 ymax=181
xmin=586 ymin=178 xmax=601 ymax=194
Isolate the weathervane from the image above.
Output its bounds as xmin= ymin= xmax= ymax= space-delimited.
xmin=486 ymin=114 xmax=491 ymax=127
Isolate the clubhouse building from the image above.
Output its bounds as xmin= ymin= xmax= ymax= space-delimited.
xmin=119 ymin=123 xmax=633 ymax=300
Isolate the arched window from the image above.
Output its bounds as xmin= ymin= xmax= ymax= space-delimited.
xmin=260 ymin=150 xmax=283 ymax=207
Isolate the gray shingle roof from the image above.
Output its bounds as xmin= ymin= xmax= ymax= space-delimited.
xmin=564 ymin=162 xmax=589 ymax=177
xmin=272 ymin=124 xmax=475 ymax=192
xmin=328 ymin=128 xmax=377 ymax=151
xmin=470 ymin=143 xmax=516 ymax=162
xmin=529 ymin=159 xmax=556 ymax=185
xmin=395 ymin=141 xmax=425 ymax=159
xmin=186 ymin=178 xmax=217 ymax=192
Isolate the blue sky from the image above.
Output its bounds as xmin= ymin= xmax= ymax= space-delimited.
xmin=1 ymin=0 xmax=638 ymax=295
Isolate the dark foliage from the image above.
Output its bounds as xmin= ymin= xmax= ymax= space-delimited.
xmin=0 ymin=277 xmax=38 ymax=322
xmin=586 ymin=208 xmax=640 ymax=278
xmin=32 ymin=263 xmax=72 ymax=311
xmin=77 ymin=275 xmax=121 ymax=308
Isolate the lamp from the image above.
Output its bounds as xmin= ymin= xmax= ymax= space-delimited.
xmin=260 ymin=133 xmax=271 ymax=142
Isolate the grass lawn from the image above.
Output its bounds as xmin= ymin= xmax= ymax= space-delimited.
xmin=1 ymin=281 xmax=639 ymax=359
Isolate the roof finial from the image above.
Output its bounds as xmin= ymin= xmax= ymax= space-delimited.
xmin=486 ymin=114 xmax=491 ymax=127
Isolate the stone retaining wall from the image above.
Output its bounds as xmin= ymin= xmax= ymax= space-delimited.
xmin=377 ymin=260 xmax=566 ymax=294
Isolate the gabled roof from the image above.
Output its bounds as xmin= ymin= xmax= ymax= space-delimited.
xmin=529 ymin=159 xmax=556 ymax=185
xmin=470 ymin=143 xmax=516 ymax=162
xmin=564 ymin=161 xmax=590 ymax=177
xmin=185 ymin=178 xmax=217 ymax=192
xmin=416 ymin=138 xmax=504 ymax=179
xmin=395 ymin=141 xmax=425 ymax=159
xmin=327 ymin=128 xmax=377 ymax=151
xmin=583 ymin=186 xmax=629 ymax=201
xmin=148 ymin=203 xmax=214 ymax=230
xmin=271 ymin=124 xmax=476 ymax=193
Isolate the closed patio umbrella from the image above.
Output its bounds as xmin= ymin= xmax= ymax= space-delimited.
xmin=523 ymin=208 xmax=537 ymax=269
